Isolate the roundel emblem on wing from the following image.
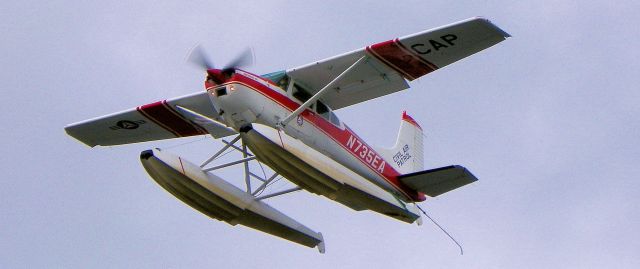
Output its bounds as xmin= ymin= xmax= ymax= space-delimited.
xmin=296 ymin=115 xmax=303 ymax=126
xmin=116 ymin=120 xmax=140 ymax=130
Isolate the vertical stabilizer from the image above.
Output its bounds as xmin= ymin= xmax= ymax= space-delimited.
xmin=377 ymin=111 xmax=424 ymax=175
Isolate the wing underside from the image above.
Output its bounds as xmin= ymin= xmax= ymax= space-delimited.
xmin=65 ymin=91 xmax=236 ymax=147
xmin=285 ymin=17 xmax=509 ymax=110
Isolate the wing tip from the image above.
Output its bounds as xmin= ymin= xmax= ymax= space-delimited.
xmin=473 ymin=16 xmax=511 ymax=38
xmin=64 ymin=125 xmax=98 ymax=148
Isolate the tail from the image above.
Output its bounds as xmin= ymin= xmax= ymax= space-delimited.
xmin=379 ymin=112 xmax=479 ymax=198
xmin=377 ymin=111 xmax=424 ymax=175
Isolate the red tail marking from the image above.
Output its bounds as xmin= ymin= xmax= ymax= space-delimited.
xmin=402 ymin=111 xmax=423 ymax=130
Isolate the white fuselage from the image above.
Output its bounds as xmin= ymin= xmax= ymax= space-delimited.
xmin=209 ymin=70 xmax=423 ymax=204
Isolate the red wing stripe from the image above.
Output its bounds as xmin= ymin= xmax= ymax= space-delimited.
xmin=137 ymin=101 xmax=207 ymax=137
xmin=137 ymin=104 xmax=180 ymax=137
xmin=367 ymin=39 xmax=436 ymax=81
xmin=160 ymin=101 xmax=208 ymax=134
xmin=366 ymin=44 xmax=416 ymax=80
xmin=393 ymin=38 xmax=439 ymax=70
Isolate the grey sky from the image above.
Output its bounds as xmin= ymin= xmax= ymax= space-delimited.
xmin=2 ymin=0 xmax=639 ymax=268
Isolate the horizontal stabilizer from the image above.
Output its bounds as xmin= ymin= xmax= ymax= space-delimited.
xmin=398 ymin=165 xmax=478 ymax=197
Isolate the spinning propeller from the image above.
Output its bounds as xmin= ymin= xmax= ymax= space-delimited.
xmin=187 ymin=45 xmax=254 ymax=72
xmin=186 ymin=45 xmax=255 ymax=116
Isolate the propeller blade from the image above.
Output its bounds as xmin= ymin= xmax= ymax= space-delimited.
xmin=186 ymin=45 xmax=214 ymax=70
xmin=224 ymin=47 xmax=254 ymax=70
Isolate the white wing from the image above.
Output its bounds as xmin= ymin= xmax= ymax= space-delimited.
xmin=65 ymin=91 xmax=236 ymax=147
xmin=286 ymin=17 xmax=510 ymax=110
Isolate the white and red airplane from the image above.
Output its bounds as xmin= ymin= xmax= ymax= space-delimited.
xmin=66 ymin=17 xmax=509 ymax=253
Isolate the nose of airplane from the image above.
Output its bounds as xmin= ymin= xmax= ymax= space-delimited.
xmin=205 ymin=69 xmax=229 ymax=89
xmin=187 ymin=45 xmax=253 ymax=89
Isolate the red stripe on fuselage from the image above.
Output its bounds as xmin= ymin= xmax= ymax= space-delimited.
xmin=137 ymin=101 xmax=207 ymax=137
xmin=225 ymin=71 xmax=425 ymax=201
xmin=366 ymin=39 xmax=437 ymax=81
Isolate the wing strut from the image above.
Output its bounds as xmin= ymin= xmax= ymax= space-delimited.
xmin=277 ymin=56 xmax=368 ymax=128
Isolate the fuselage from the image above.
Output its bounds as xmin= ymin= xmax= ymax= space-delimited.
xmin=206 ymin=69 xmax=425 ymax=202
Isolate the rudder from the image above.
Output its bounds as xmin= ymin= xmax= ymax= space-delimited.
xmin=377 ymin=111 xmax=424 ymax=175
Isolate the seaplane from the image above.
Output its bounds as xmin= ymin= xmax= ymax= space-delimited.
xmin=65 ymin=17 xmax=509 ymax=253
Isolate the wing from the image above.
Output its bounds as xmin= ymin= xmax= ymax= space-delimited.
xmin=65 ymin=91 xmax=236 ymax=147
xmin=285 ymin=17 xmax=509 ymax=110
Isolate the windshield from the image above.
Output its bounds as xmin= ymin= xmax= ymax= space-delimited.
xmin=261 ymin=71 xmax=289 ymax=92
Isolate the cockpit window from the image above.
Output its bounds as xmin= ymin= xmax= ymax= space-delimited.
xmin=316 ymin=100 xmax=341 ymax=127
xmin=329 ymin=112 xmax=341 ymax=126
xmin=316 ymin=100 xmax=329 ymax=114
xmin=277 ymin=76 xmax=290 ymax=91
xmin=261 ymin=70 xmax=286 ymax=83
xmin=261 ymin=71 xmax=289 ymax=92
xmin=292 ymin=83 xmax=312 ymax=103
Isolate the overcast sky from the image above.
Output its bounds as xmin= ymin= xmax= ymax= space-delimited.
xmin=2 ymin=0 xmax=639 ymax=268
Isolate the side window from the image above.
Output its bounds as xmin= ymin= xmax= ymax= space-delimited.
xmin=292 ymin=83 xmax=312 ymax=103
xmin=316 ymin=100 xmax=329 ymax=115
xmin=330 ymin=112 xmax=341 ymax=126
xmin=316 ymin=100 xmax=342 ymax=127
